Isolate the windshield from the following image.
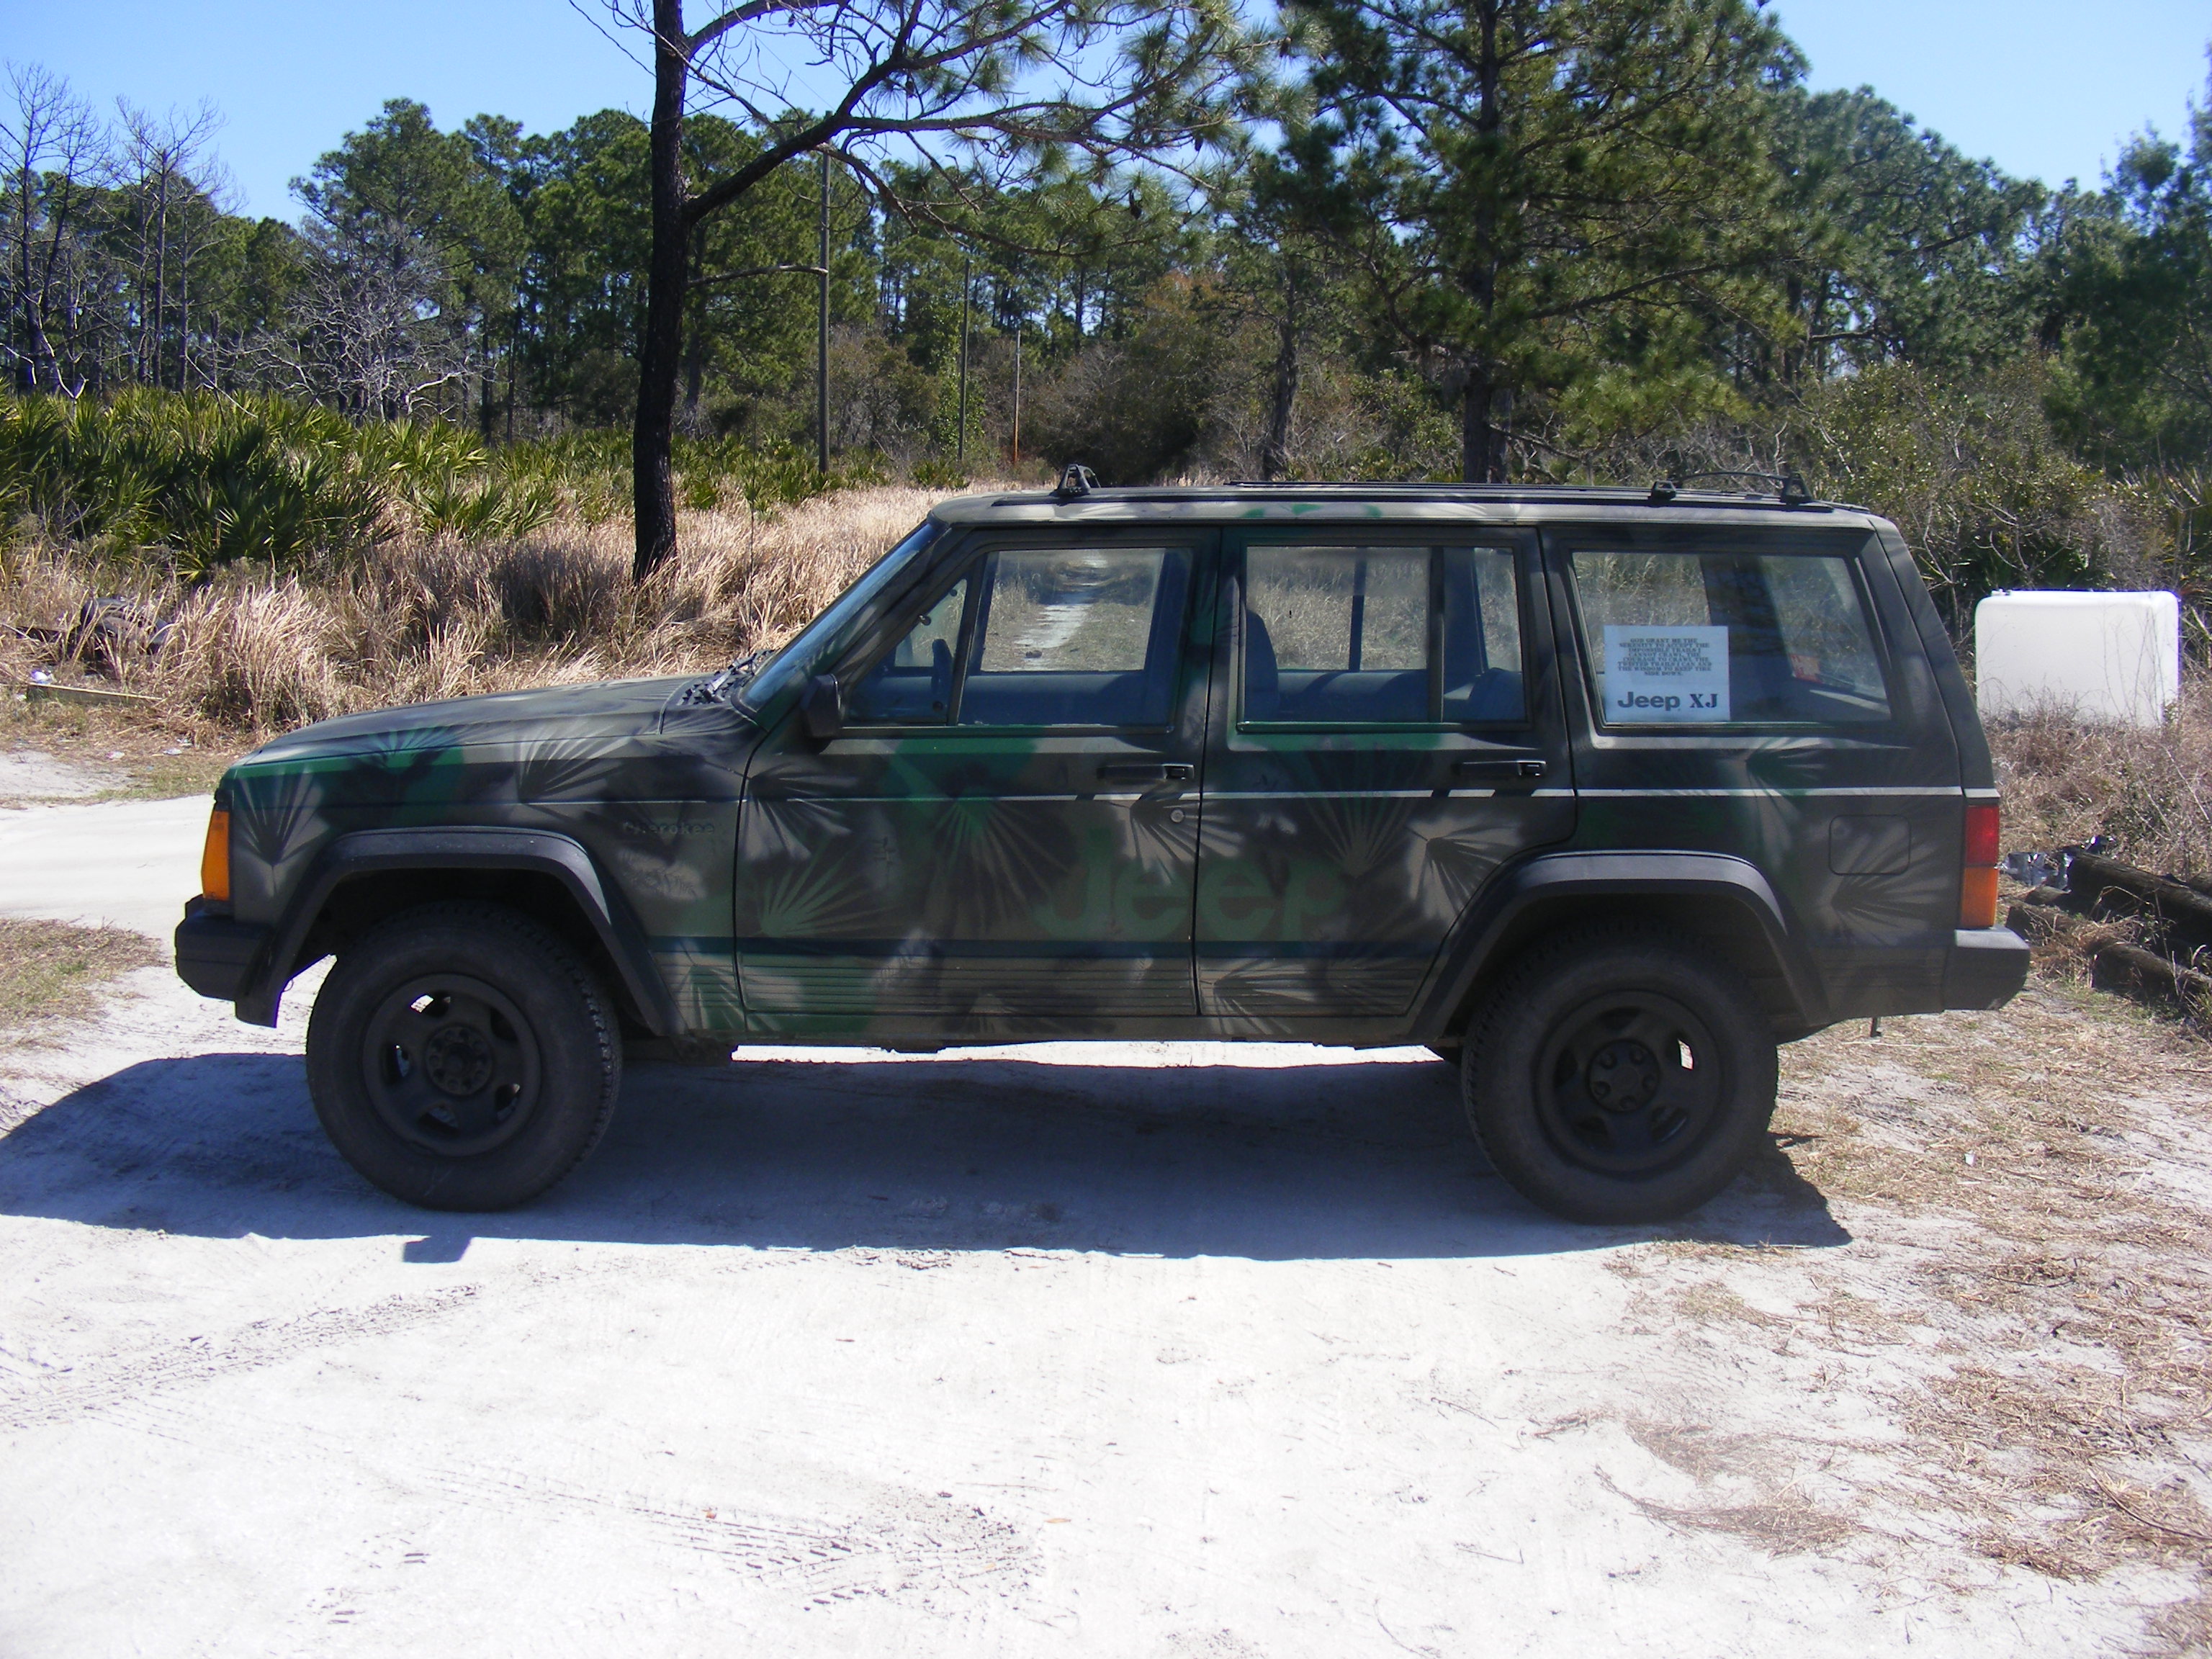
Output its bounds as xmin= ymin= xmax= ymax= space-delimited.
xmin=737 ymin=517 xmax=945 ymax=713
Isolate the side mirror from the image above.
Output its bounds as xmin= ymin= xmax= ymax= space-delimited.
xmin=799 ymin=673 xmax=844 ymax=742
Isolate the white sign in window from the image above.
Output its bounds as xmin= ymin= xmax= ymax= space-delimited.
xmin=1602 ymin=625 xmax=1731 ymax=722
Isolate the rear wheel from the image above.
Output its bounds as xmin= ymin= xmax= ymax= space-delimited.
xmin=305 ymin=903 xmax=623 ymax=1210
xmin=1460 ymin=927 xmax=1776 ymax=1223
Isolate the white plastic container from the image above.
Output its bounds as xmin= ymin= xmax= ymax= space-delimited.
xmin=1974 ymin=590 xmax=2180 ymax=727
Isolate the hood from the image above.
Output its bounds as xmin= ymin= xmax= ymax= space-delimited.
xmin=241 ymin=675 xmax=698 ymax=770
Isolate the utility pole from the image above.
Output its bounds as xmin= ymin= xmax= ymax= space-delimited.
xmin=817 ymin=149 xmax=831 ymax=476
xmin=1010 ymin=319 xmax=1021 ymax=469
xmin=956 ymin=252 xmax=972 ymax=467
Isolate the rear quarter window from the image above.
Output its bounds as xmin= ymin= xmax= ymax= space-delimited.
xmin=1568 ymin=547 xmax=1891 ymax=727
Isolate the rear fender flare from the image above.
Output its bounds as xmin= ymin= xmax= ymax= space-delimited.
xmin=237 ymin=827 xmax=680 ymax=1035
xmin=1414 ymin=850 xmax=1826 ymax=1038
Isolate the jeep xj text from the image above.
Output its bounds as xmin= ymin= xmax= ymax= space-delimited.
xmin=175 ymin=482 xmax=2027 ymax=1222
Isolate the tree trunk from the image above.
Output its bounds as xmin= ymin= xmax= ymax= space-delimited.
xmin=14 ymin=258 xmax=55 ymax=393
xmin=1462 ymin=363 xmax=1512 ymax=484
xmin=1460 ymin=0 xmax=1505 ymax=484
xmin=478 ymin=333 xmax=497 ymax=441
xmin=12 ymin=176 xmax=56 ymax=392
xmin=681 ymin=222 xmax=709 ymax=429
xmin=151 ymin=169 xmax=170 ymax=389
xmin=1810 ymin=271 xmax=1832 ymax=382
xmin=505 ymin=307 xmax=522 ymax=443
xmin=178 ymin=254 xmax=190 ymax=391
xmin=632 ymin=0 xmax=692 ymax=582
xmin=1259 ymin=260 xmax=1300 ymax=482
xmin=13 ymin=297 xmax=42 ymax=392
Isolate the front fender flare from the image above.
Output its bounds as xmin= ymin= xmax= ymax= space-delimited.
xmin=235 ymin=827 xmax=680 ymax=1035
xmin=1412 ymin=850 xmax=1826 ymax=1038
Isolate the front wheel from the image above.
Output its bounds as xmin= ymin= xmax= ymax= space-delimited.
xmin=1460 ymin=927 xmax=1776 ymax=1224
xmin=305 ymin=903 xmax=623 ymax=1210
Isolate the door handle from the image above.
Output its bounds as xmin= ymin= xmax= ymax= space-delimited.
xmin=1454 ymin=757 xmax=1547 ymax=779
xmin=1098 ymin=763 xmax=1193 ymax=783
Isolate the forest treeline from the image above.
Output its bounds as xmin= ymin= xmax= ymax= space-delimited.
xmin=4 ymin=2 xmax=2212 ymax=626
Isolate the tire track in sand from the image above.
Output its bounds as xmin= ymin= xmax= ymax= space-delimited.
xmin=99 ymin=1391 xmax=1036 ymax=1611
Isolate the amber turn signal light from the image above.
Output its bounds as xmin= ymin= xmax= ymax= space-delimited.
xmin=200 ymin=807 xmax=231 ymax=903
xmin=1959 ymin=801 xmax=2000 ymax=930
xmin=1959 ymin=867 xmax=2000 ymax=930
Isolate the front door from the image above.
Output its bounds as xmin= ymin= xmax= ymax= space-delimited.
xmin=1194 ymin=529 xmax=1575 ymax=1022
xmin=737 ymin=529 xmax=1214 ymax=1030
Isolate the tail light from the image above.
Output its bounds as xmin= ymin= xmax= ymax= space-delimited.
xmin=1959 ymin=800 xmax=2000 ymax=930
xmin=200 ymin=807 xmax=231 ymax=904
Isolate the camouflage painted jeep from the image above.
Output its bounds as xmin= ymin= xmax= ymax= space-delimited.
xmin=176 ymin=477 xmax=2027 ymax=1221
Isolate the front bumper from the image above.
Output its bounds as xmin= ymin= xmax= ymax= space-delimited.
xmin=174 ymin=897 xmax=271 ymax=1002
xmin=1943 ymin=927 xmax=2031 ymax=1010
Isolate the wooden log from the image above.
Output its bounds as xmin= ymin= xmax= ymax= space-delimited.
xmin=2066 ymin=850 xmax=2212 ymax=956
xmin=15 ymin=682 xmax=155 ymax=710
xmin=2090 ymin=940 xmax=2212 ymax=1009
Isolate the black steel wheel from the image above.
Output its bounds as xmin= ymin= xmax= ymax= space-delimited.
xmin=361 ymin=974 xmax=544 ymax=1158
xmin=1461 ymin=927 xmax=1776 ymax=1223
xmin=306 ymin=904 xmax=621 ymax=1210
xmin=1532 ymin=991 xmax=1722 ymax=1177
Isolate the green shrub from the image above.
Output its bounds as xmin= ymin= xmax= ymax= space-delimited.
xmin=0 ymin=391 xmax=881 ymax=578
xmin=0 ymin=391 xmax=552 ymax=576
xmin=909 ymin=457 xmax=971 ymax=490
xmin=1793 ymin=361 xmax=2121 ymax=629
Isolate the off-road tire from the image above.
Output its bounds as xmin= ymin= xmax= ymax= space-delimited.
xmin=1460 ymin=925 xmax=1776 ymax=1224
xmin=305 ymin=902 xmax=623 ymax=1210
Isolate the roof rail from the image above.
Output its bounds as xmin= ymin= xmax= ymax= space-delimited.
xmin=1052 ymin=464 xmax=1099 ymax=499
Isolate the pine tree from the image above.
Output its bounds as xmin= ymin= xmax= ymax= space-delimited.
xmin=1282 ymin=0 xmax=1799 ymax=480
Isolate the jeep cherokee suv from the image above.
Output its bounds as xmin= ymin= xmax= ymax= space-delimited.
xmin=175 ymin=480 xmax=2028 ymax=1222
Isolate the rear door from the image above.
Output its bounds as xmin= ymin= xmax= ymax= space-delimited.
xmin=737 ymin=526 xmax=1214 ymax=1025
xmin=1548 ymin=523 xmax=1964 ymax=1016
xmin=1193 ymin=527 xmax=1575 ymax=1021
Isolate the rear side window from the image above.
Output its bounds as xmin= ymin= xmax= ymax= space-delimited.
xmin=1570 ymin=549 xmax=1890 ymax=726
xmin=1244 ymin=544 xmax=1526 ymax=724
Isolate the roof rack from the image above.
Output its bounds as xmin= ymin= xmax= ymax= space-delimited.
xmin=1648 ymin=469 xmax=1812 ymax=508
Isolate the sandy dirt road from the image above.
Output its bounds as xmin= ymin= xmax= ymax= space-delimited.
xmin=1 ymin=790 xmax=2206 ymax=1657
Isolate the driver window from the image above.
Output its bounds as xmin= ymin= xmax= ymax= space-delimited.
xmin=846 ymin=575 xmax=968 ymax=724
xmin=960 ymin=546 xmax=1191 ymax=728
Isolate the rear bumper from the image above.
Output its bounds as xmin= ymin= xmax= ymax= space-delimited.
xmin=174 ymin=898 xmax=270 ymax=1002
xmin=1943 ymin=927 xmax=2030 ymax=1010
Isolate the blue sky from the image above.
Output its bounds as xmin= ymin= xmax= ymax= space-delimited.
xmin=4 ymin=0 xmax=2206 ymax=220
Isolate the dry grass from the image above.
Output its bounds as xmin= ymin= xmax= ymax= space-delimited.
xmin=1604 ymin=1470 xmax=1860 ymax=1557
xmin=1 ymin=485 xmax=971 ymax=737
xmin=1770 ymin=997 xmax=2212 ymax=1605
xmin=0 ymin=917 xmax=161 ymax=1038
xmin=1992 ymin=676 xmax=2212 ymax=880
xmin=0 ymin=693 xmax=236 ymax=802
xmin=1585 ymin=988 xmax=2212 ymax=1643
xmin=1671 ymin=1280 xmax=1789 ymax=1328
